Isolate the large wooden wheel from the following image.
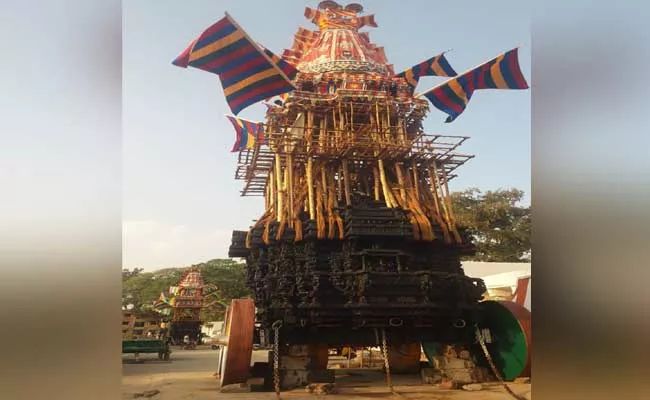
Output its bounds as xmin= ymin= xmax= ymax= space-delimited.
xmin=387 ymin=341 xmax=422 ymax=374
xmin=215 ymin=299 xmax=256 ymax=387
xmin=308 ymin=344 xmax=329 ymax=370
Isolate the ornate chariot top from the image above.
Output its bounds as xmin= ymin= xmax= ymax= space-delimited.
xmin=299 ymin=2 xmax=388 ymax=75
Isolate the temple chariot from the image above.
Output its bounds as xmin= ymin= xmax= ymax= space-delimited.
xmin=172 ymin=1 xmax=530 ymax=392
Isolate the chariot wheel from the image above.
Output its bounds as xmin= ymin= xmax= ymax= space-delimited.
xmin=308 ymin=344 xmax=330 ymax=370
xmin=387 ymin=341 xmax=422 ymax=374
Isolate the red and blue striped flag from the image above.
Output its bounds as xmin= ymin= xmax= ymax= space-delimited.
xmin=421 ymin=48 xmax=528 ymax=123
xmin=172 ymin=14 xmax=296 ymax=115
xmin=396 ymin=52 xmax=457 ymax=89
xmin=258 ymin=45 xmax=298 ymax=80
xmin=226 ymin=115 xmax=265 ymax=152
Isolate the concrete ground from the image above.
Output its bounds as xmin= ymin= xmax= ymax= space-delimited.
xmin=122 ymin=346 xmax=531 ymax=400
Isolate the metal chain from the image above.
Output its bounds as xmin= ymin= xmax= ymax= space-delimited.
xmin=380 ymin=329 xmax=394 ymax=393
xmin=272 ymin=320 xmax=283 ymax=399
xmin=475 ymin=326 xmax=526 ymax=400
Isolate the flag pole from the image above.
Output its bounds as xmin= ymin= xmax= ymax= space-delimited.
xmin=224 ymin=12 xmax=297 ymax=88
xmin=414 ymin=48 xmax=515 ymax=98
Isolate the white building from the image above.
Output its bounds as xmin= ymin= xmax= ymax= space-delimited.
xmin=462 ymin=262 xmax=531 ymax=310
xmin=201 ymin=321 xmax=224 ymax=338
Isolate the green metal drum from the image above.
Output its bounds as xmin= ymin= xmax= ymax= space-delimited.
xmin=421 ymin=301 xmax=531 ymax=381
xmin=474 ymin=301 xmax=531 ymax=380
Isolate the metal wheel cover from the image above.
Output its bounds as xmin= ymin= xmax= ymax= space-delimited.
xmin=477 ymin=300 xmax=531 ymax=380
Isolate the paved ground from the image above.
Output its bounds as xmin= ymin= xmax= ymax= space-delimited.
xmin=122 ymin=346 xmax=532 ymax=399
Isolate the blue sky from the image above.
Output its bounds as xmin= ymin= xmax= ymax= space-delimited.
xmin=123 ymin=0 xmax=530 ymax=270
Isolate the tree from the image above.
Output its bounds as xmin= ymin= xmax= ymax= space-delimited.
xmin=451 ymin=188 xmax=531 ymax=262
xmin=195 ymin=259 xmax=250 ymax=322
xmin=122 ymin=267 xmax=143 ymax=282
xmin=122 ymin=268 xmax=184 ymax=313
xmin=121 ymin=259 xmax=250 ymax=321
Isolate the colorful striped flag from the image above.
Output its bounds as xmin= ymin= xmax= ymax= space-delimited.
xmin=226 ymin=115 xmax=265 ymax=152
xmin=258 ymin=45 xmax=298 ymax=80
xmin=396 ymin=52 xmax=457 ymax=89
xmin=172 ymin=14 xmax=296 ymax=115
xmin=421 ymin=48 xmax=529 ymax=123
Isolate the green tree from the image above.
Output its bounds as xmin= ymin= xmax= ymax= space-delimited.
xmin=195 ymin=259 xmax=250 ymax=322
xmin=121 ymin=259 xmax=250 ymax=321
xmin=122 ymin=269 xmax=183 ymax=313
xmin=451 ymin=188 xmax=531 ymax=262
xmin=122 ymin=267 xmax=143 ymax=282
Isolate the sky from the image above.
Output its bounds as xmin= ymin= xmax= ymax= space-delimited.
xmin=123 ymin=0 xmax=530 ymax=271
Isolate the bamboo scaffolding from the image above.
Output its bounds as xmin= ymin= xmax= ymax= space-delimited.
xmin=316 ymin=179 xmax=326 ymax=238
xmin=233 ymin=89 xmax=474 ymax=244
xmin=377 ymin=159 xmax=395 ymax=208
xmin=307 ymin=158 xmax=315 ymax=220
xmin=440 ymin=166 xmax=462 ymax=243
xmin=373 ymin=165 xmax=381 ymax=201
xmin=287 ymin=154 xmax=294 ymax=227
xmin=431 ymin=161 xmax=458 ymax=243
xmin=411 ymin=160 xmax=420 ymax=199
xmin=275 ymin=154 xmax=284 ymax=223
xmin=342 ymin=160 xmax=352 ymax=206
xmin=327 ymin=168 xmax=337 ymax=239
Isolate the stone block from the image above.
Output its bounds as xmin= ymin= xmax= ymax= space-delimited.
xmin=280 ymin=369 xmax=310 ymax=389
xmin=306 ymin=383 xmax=338 ymax=395
xmin=462 ymin=383 xmax=483 ymax=391
xmin=279 ymin=356 xmax=310 ymax=370
xmin=470 ymin=366 xmax=491 ymax=383
xmin=444 ymin=347 xmax=458 ymax=358
xmin=459 ymin=350 xmax=472 ymax=359
xmin=310 ymin=369 xmax=335 ymax=383
xmin=446 ymin=368 xmax=473 ymax=383
xmin=421 ymin=367 xmax=443 ymax=384
xmin=220 ymin=383 xmax=251 ymax=393
xmin=431 ymin=356 xmax=447 ymax=369
xmin=445 ymin=358 xmax=467 ymax=369
xmin=438 ymin=379 xmax=458 ymax=390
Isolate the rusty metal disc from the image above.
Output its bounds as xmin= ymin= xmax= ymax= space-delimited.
xmin=217 ymin=298 xmax=256 ymax=387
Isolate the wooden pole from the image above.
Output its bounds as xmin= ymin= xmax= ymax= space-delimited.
xmin=342 ymin=160 xmax=352 ymax=206
xmin=431 ymin=162 xmax=453 ymax=234
xmin=320 ymin=165 xmax=329 ymax=214
xmin=337 ymin=164 xmax=343 ymax=202
xmin=373 ymin=165 xmax=381 ymax=201
xmin=275 ymin=154 xmax=283 ymax=223
xmin=319 ymin=118 xmax=326 ymax=153
xmin=286 ymin=154 xmax=294 ymax=228
xmin=440 ymin=166 xmax=462 ymax=243
xmin=327 ymin=168 xmax=337 ymax=239
xmin=394 ymin=163 xmax=407 ymax=204
xmin=377 ymin=159 xmax=394 ymax=208
xmin=411 ymin=160 xmax=420 ymax=199
xmin=307 ymin=158 xmax=315 ymax=220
